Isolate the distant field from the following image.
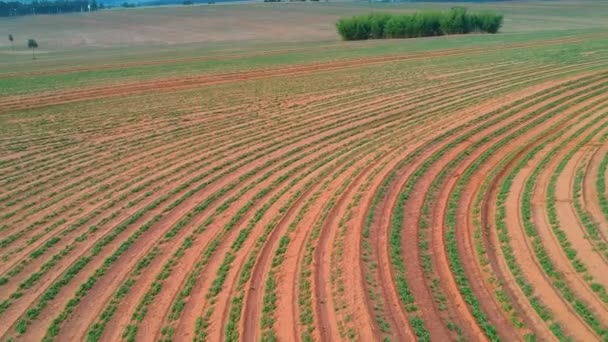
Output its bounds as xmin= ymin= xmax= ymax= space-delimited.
xmin=1 ymin=1 xmax=607 ymax=49
xmin=2 ymin=1 xmax=608 ymax=342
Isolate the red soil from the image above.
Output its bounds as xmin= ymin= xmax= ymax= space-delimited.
xmin=4 ymin=36 xmax=608 ymax=342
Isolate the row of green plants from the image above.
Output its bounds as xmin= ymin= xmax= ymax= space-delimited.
xmin=314 ymin=58 xmax=576 ymax=335
xmin=11 ymin=34 xmax=560 ymax=256
xmin=550 ymin=111 xmax=608 ymax=261
xmin=89 ymin=142 xmax=344 ymax=340
xmin=567 ymin=141 xmax=608 ymax=291
xmin=386 ymin=70 xmax=607 ymax=340
xmin=324 ymin=58 xmax=580 ymax=336
xmin=1 ymin=97 xmax=283 ymax=237
xmin=262 ymin=99 xmax=472 ymax=341
xmin=11 ymin=134 xmax=292 ymax=336
xmin=446 ymin=81 xmax=601 ymax=340
xmin=471 ymin=153 xmax=528 ymax=330
xmin=40 ymin=120 xmax=306 ymax=336
xmin=89 ymin=106 xmax=401 ymax=341
xmin=443 ymin=84 xmax=608 ymax=341
xmin=169 ymin=62 xmax=560 ymax=339
xmin=0 ymin=49 xmax=580 ymax=248
xmin=124 ymin=143 xmax=345 ymax=340
xmin=169 ymin=146 xmax=358 ymax=341
xmin=362 ymin=66 xmax=608 ymax=340
xmin=364 ymin=59 xmax=608 ymax=336
xmin=222 ymin=158 xmax=369 ymax=342
xmin=1 ymin=110 xmax=250 ymax=233
xmin=542 ymin=107 xmax=608 ymax=286
xmin=9 ymin=42 xmax=608 ymax=340
xmin=88 ymin=79 xmax=418 ymax=340
xmin=329 ymin=154 xmax=390 ymax=340
xmin=298 ymin=195 xmax=338 ymax=341
xmin=336 ymin=8 xmax=503 ymax=41
xmin=4 ymin=151 xmax=156 ymax=237
xmin=520 ymin=110 xmax=608 ymax=337
xmin=0 ymin=102 xmax=223 ymax=189
xmin=421 ymin=69 xmax=608 ymax=339
xmin=8 ymin=84 xmax=397 ymax=327
xmin=0 ymin=126 xmax=209 ymax=256
xmin=193 ymin=135 xmax=381 ymax=340
xmin=21 ymin=59 xmax=604 ymax=340
xmin=598 ymin=142 xmax=608 ymax=223
xmin=492 ymin=81 xmax=608 ymax=340
xmin=0 ymin=174 xmax=158 ymax=287
xmin=0 ymin=76 xmax=452 ymax=298
xmin=291 ymin=100 xmax=472 ymax=341
xmin=361 ymin=166 xmax=396 ymax=339
xmin=0 ymin=142 xmax=264 ymax=317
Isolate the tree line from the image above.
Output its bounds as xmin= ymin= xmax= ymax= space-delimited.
xmin=336 ymin=8 xmax=503 ymax=41
xmin=0 ymin=0 xmax=101 ymax=17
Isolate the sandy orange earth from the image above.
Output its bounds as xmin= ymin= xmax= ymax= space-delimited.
xmin=3 ymin=21 xmax=608 ymax=342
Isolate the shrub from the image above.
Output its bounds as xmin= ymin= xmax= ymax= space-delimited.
xmin=474 ymin=11 xmax=504 ymax=34
xmin=336 ymin=8 xmax=503 ymax=41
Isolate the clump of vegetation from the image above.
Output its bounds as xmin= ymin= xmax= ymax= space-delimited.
xmin=336 ymin=8 xmax=503 ymax=41
xmin=27 ymin=39 xmax=38 ymax=60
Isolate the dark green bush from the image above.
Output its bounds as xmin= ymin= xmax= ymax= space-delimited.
xmin=473 ymin=11 xmax=504 ymax=34
xmin=336 ymin=8 xmax=503 ymax=41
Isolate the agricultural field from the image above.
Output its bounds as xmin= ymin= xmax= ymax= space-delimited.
xmin=2 ymin=1 xmax=608 ymax=341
